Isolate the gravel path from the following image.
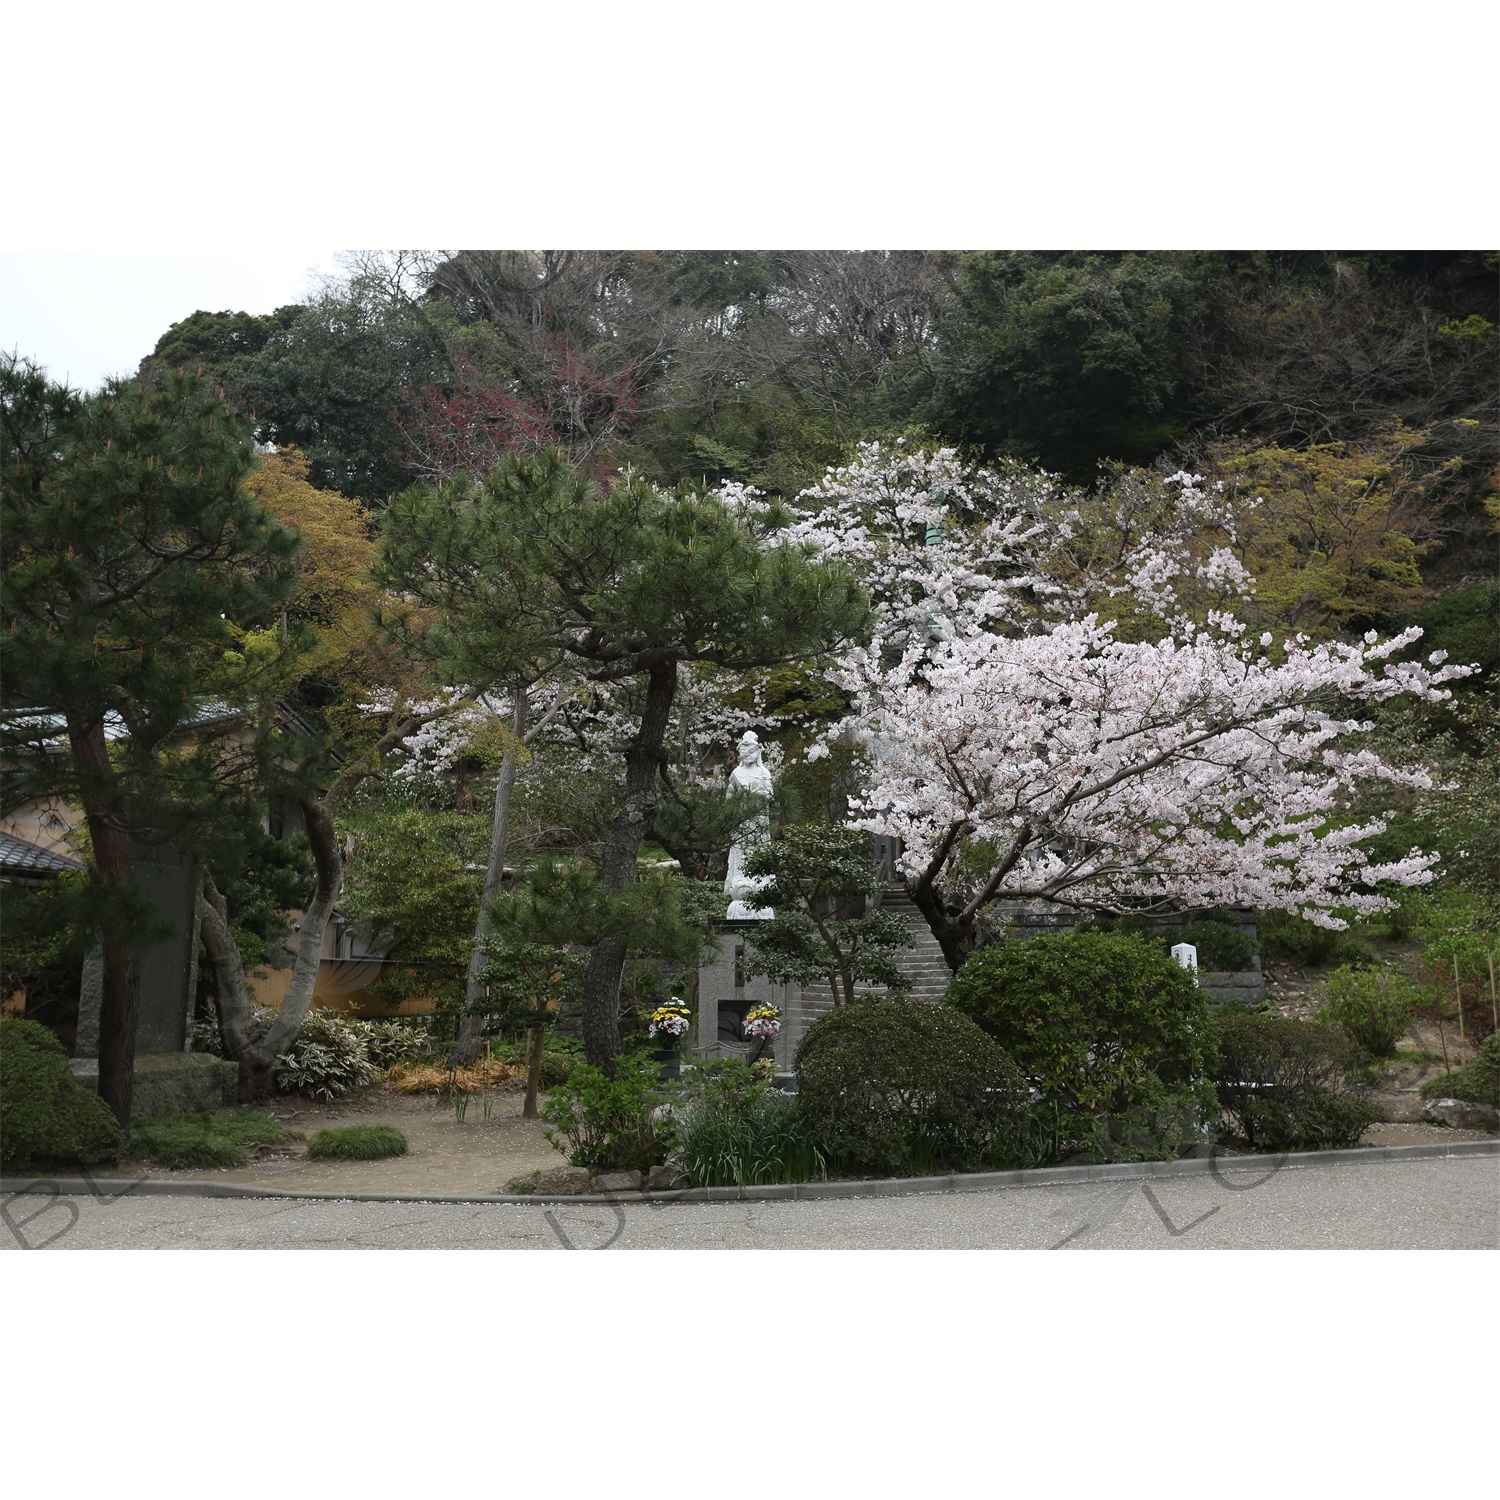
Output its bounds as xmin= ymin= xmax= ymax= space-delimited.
xmin=6 ymin=1154 xmax=1495 ymax=1250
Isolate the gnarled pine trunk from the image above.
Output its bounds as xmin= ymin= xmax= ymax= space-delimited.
xmin=199 ymin=795 xmax=346 ymax=1101
xmin=580 ymin=661 xmax=677 ymax=1071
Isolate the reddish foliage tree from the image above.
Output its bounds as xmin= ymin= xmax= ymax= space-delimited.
xmin=398 ymin=336 xmax=637 ymax=481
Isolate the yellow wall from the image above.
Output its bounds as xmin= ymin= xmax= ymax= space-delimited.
xmin=247 ymin=958 xmax=441 ymax=1018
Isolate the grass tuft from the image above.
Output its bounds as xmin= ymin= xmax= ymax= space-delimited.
xmin=128 ymin=1110 xmax=290 ymax=1170
xmin=306 ymin=1124 xmax=408 ymax=1161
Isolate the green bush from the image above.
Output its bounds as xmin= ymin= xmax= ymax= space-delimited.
xmin=306 ymin=1124 xmax=408 ymax=1161
xmin=674 ymin=1058 xmax=825 ymax=1187
xmin=273 ymin=1009 xmax=378 ymax=1100
xmin=1317 ymin=966 xmax=1417 ymax=1058
xmin=538 ymin=1050 xmax=576 ymax=1091
xmin=1077 ymin=910 xmax=1254 ymax=970
xmin=1178 ymin=919 xmax=1255 ymax=972
xmin=541 ymin=1053 xmax=671 ymax=1171
xmin=1257 ymin=909 xmax=1373 ymax=968
xmin=944 ymin=933 xmax=1217 ymax=1161
xmin=793 ymin=996 xmax=1031 ymax=1177
xmin=128 ymin=1110 xmax=293 ymax=1171
xmin=0 ymin=1018 xmax=124 ymax=1170
xmin=1213 ymin=1013 xmax=1386 ymax=1151
xmin=1419 ymin=1033 xmax=1500 ymax=1106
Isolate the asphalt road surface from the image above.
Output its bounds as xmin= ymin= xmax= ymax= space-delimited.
xmin=4 ymin=1154 xmax=1495 ymax=1250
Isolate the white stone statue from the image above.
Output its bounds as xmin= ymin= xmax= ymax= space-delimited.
xmin=724 ymin=731 xmax=775 ymax=919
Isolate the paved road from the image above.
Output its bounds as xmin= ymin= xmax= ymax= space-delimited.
xmin=4 ymin=1155 xmax=1495 ymax=1250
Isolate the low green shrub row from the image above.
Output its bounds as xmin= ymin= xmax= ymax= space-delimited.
xmin=532 ymin=930 xmax=1405 ymax=1181
xmin=0 ymin=1019 xmax=124 ymax=1170
xmin=129 ymin=1111 xmax=293 ymax=1170
xmin=306 ymin=1125 xmax=408 ymax=1161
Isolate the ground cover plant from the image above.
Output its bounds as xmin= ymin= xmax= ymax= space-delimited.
xmin=793 ymin=996 xmax=1031 ymax=1176
xmin=128 ymin=1110 xmax=294 ymax=1170
xmin=944 ymin=932 xmax=1216 ymax=1160
xmin=1419 ymin=1033 xmax=1500 ymax=1106
xmin=1212 ymin=1013 xmax=1386 ymax=1151
xmin=0 ymin=1018 xmax=123 ymax=1170
xmin=306 ymin=1124 xmax=408 ymax=1161
xmin=672 ymin=1058 xmax=825 ymax=1187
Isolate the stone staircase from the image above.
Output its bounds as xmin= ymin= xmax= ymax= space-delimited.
xmin=877 ymin=891 xmax=954 ymax=1001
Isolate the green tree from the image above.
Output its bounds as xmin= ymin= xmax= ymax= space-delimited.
xmin=336 ymin=805 xmax=489 ymax=1014
xmin=2 ymin=357 xmax=299 ymax=1124
xmin=740 ymin=824 xmax=913 ymax=1005
xmin=377 ymin=450 xmax=870 ymax=1068
xmin=928 ymin=251 xmax=1206 ymax=481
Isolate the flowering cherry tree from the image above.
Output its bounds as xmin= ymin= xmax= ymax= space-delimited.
xmin=839 ymin=617 xmax=1464 ymax=971
xmin=788 ymin=445 xmax=1471 ymax=971
xmin=781 ymin=440 xmax=1257 ymax=647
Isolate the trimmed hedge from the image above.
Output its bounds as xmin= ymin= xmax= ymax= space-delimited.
xmin=1213 ymin=1013 xmax=1386 ymax=1151
xmin=794 ymin=996 xmax=1030 ymax=1176
xmin=0 ymin=1019 xmax=124 ymax=1170
xmin=944 ymin=933 xmax=1216 ymax=1160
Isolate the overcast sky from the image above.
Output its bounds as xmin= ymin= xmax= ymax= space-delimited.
xmin=1 ymin=251 xmax=343 ymax=392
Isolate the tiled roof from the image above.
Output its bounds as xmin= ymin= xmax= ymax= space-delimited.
xmin=0 ymin=831 xmax=83 ymax=875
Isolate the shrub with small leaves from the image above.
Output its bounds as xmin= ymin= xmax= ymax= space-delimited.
xmin=541 ymin=1053 xmax=670 ymax=1172
xmin=0 ymin=1019 xmax=124 ymax=1169
xmin=945 ymin=932 xmax=1217 ymax=1160
xmin=1317 ymin=966 xmax=1417 ymax=1058
xmin=1213 ymin=1013 xmax=1386 ymax=1151
xmin=1419 ymin=1032 xmax=1500 ymax=1106
xmin=794 ymin=997 xmax=1031 ymax=1176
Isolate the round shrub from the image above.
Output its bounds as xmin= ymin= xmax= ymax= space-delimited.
xmin=1316 ymin=966 xmax=1416 ymax=1058
xmin=306 ymin=1125 xmax=408 ymax=1161
xmin=944 ymin=933 xmax=1216 ymax=1160
xmin=1212 ymin=1013 xmax=1386 ymax=1151
xmin=0 ymin=1018 xmax=124 ymax=1169
xmin=793 ymin=996 xmax=1030 ymax=1177
xmin=538 ymin=1050 xmax=576 ymax=1091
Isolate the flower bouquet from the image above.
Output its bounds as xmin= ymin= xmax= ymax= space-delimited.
xmin=648 ymin=998 xmax=692 ymax=1046
xmin=743 ymin=1003 xmax=781 ymax=1040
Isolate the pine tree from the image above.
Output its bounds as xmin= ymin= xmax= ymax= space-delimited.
xmin=378 ymin=450 xmax=870 ymax=1069
xmin=2 ymin=357 xmax=298 ymax=1124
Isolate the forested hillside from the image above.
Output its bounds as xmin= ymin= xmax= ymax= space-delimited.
xmin=138 ymin=251 xmax=1496 ymax=544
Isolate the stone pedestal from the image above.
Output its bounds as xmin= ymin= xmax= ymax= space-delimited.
xmin=66 ymin=1053 xmax=239 ymax=1117
xmin=695 ymin=920 xmax=792 ymax=1071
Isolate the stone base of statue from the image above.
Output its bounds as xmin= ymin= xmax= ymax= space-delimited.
xmin=725 ymin=898 xmax=774 ymax=920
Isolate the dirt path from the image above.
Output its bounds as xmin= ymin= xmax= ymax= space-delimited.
xmin=99 ymin=1082 xmax=569 ymax=1196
